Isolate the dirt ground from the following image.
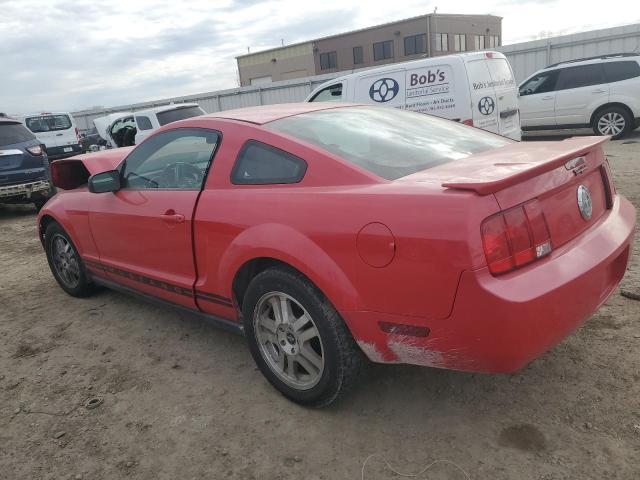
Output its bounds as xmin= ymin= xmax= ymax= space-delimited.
xmin=1 ymin=132 xmax=639 ymax=480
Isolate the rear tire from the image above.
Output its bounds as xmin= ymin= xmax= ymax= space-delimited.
xmin=593 ymin=106 xmax=632 ymax=140
xmin=242 ymin=267 xmax=365 ymax=407
xmin=44 ymin=222 xmax=96 ymax=297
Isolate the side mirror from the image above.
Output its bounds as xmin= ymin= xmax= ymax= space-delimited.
xmin=88 ymin=170 xmax=121 ymax=193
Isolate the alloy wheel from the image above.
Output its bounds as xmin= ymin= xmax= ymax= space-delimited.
xmin=597 ymin=112 xmax=626 ymax=136
xmin=253 ymin=292 xmax=325 ymax=390
xmin=51 ymin=234 xmax=81 ymax=289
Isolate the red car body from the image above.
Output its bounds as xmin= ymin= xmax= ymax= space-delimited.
xmin=39 ymin=103 xmax=635 ymax=374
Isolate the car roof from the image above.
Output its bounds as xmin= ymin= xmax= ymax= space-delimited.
xmin=136 ymin=103 xmax=201 ymax=115
xmin=202 ymin=102 xmax=356 ymax=125
xmin=542 ymin=53 xmax=640 ymax=71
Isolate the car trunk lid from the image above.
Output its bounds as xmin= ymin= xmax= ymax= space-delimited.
xmin=406 ymin=136 xmax=612 ymax=250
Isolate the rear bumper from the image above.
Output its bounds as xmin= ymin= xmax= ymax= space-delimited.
xmin=345 ymin=195 xmax=636 ymax=372
xmin=46 ymin=144 xmax=82 ymax=160
xmin=0 ymin=180 xmax=51 ymax=203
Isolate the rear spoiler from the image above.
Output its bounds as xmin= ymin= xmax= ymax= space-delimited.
xmin=442 ymin=136 xmax=609 ymax=195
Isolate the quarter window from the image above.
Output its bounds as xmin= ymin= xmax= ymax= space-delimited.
xmin=556 ymin=64 xmax=605 ymax=90
xmin=373 ymin=40 xmax=394 ymax=61
xmin=319 ymin=51 xmax=337 ymax=70
xmin=454 ymin=34 xmax=466 ymax=52
xmin=135 ymin=116 xmax=153 ymax=130
xmin=604 ymin=61 xmax=640 ymax=82
xmin=435 ymin=33 xmax=448 ymax=52
xmin=122 ymin=128 xmax=218 ymax=190
xmin=404 ymin=34 xmax=426 ymax=56
xmin=231 ymin=141 xmax=307 ymax=185
xmin=353 ymin=46 xmax=364 ymax=65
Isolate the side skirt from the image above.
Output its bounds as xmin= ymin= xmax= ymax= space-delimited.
xmin=89 ymin=274 xmax=245 ymax=336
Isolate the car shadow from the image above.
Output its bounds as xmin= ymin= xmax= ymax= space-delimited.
xmin=523 ymin=127 xmax=640 ymax=142
xmin=0 ymin=204 xmax=38 ymax=221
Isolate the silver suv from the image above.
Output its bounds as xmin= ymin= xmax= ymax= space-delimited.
xmin=519 ymin=53 xmax=640 ymax=139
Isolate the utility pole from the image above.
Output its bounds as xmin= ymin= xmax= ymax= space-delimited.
xmin=433 ymin=6 xmax=438 ymax=55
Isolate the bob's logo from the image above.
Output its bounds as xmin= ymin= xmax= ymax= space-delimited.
xmin=369 ymin=78 xmax=400 ymax=102
xmin=409 ymin=69 xmax=446 ymax=87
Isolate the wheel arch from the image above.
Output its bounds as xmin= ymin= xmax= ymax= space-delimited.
xmin=38 ymin=214 xmax=58 ymax=245
xmin=220 ymin=224 xmax=361 ymax=314
xmin=590 ymin=102 xmax=634 ymax=127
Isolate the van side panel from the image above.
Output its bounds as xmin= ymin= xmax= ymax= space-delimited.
xmin=351 ymin=58 xmax=470 ymax=122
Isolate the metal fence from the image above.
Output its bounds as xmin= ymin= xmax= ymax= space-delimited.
xmin=500 ymin=23 xmax=640 ymax=83
xmin=72 ymin=23 xmax=640 ymax=132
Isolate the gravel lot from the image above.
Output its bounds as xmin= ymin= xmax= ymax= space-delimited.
xmin=1 ymin=132 xmax=639 ymax=480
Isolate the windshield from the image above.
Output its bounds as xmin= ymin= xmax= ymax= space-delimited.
xmin=157 ymin=106 xmax=205 ymax=126
xmin=266 ymin=107 xmax=512 ymax=180
xmin=25 ymin=114 xmax=72 ymax=132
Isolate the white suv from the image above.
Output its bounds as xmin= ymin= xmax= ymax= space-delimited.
xmin=519 ymin=53 xmax=640 ymax=139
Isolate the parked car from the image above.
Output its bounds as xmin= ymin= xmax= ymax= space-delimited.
xmin=0 ymin=118 xmax=52 ymax=210
xmin=93 ymin=112 xmax=136 ymax=148
xmin=21 ymin=112 xmax=83 ymax=160
xmin=39 ymin=103 xmax=635 ymax=406
xmin=93 ymin=103 xmax=205 ymax=148
xmin=306 ymin=51 xmax=521 ymax=140
xmin=519 ymin=53 xmax=640 ymax=139
xmin=78 ymin=130 xmax=103 ymax=153
xmin=133 ymin=103 xmax=205 ymax=144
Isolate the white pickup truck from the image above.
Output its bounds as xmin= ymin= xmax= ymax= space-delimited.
xmin=93 ymin=103 xmax=205 ymax=148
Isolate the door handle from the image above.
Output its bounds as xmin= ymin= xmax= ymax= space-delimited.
xmin=592 ymin=89 xmax=606 ymax=93
xmin=160 ymin=209 xmax=185 ymax=223
xmin=542 ymin=96 xmax=554 ymax=100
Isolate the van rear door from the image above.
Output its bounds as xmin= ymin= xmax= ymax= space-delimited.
xmin=25 ymin=114 xmax=76 ymax=149
xmin=485 ymin=55 xmax=521 ymax=140
xmin=465 ymin=58 xmax=501 ymax=135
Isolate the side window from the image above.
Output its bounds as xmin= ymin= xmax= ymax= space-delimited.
xmin=519 ymin=70 xmax=560 ymax=96
xmin=122 ymin=128 xmax=219 ymax=190
xmin=309 ymin=83 xmax=342 ymax=102
xmin=556 ymin=64 xmax=605 ymax=90
xmin=135 ymin=116 xmax=153 ymax=130
xmin=604 ymin=61 xmax=640 ymax=82
xmin=231 ymin=141 xmax=307 ymax=185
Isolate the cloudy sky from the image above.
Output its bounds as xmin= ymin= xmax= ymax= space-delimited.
xmin=1 ymin=0 xmax=638 ymax=114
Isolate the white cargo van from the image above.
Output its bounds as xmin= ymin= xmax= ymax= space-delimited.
xmin=22 ymin=112 xmax=83 ymax=159
xmin=306 ymin=51 xmax=521 ymax=140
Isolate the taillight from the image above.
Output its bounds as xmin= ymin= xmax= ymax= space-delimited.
xmin=481 ymin=199 xmax=552 ymax=275
xmin=75 ymin=127 xmax=81 ymax=144
xmin=462 ymin=119 xmax=474 ymax=127
xmin=27 ymin=145 xmax=43 ymax=156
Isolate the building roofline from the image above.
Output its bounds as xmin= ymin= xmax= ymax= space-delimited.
xmin=235 ymin=12 xmax=502 ymax=59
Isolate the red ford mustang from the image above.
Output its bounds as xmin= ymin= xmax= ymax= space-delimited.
xmin=39 ymin=103 xmax=635 ymax=406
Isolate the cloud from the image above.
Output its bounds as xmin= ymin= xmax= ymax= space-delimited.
xmin=0 ymin=0 xmax=638 ymax=114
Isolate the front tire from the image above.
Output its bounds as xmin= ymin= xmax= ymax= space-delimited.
xmin=44 ymin=222 xmax=95 ymax=297
xmin=242 ymin=267 xmax=365 ymax=407
xmin=593 ymin=106 xmax=632 ymax=140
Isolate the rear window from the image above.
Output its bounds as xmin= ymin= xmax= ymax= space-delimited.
xmin=156 ymin=106 xmax=204 ymax=126
xmin=25 ymin=114 xmax=72 ymax=132
xmin=604 ymin=60 xmax=640 ymax=82
xmin=486 ymin=58 xmax=516 ymax=88
xmin=0 ymin=122 xmax=36 ymax=146
xmin=266 ymin=107 xmax=511 ymax=180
